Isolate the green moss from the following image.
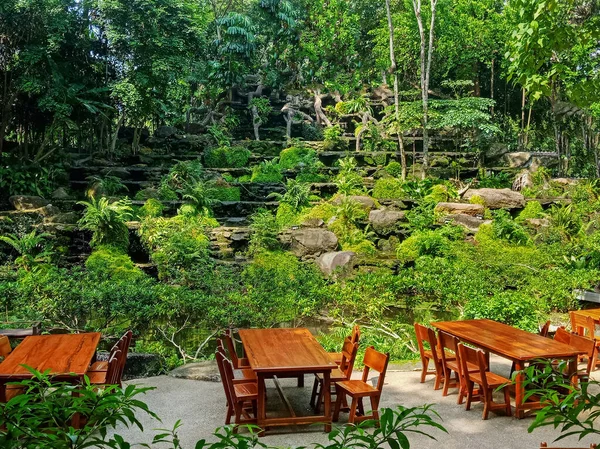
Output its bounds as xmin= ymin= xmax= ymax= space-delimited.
xmin=299 ymin=202 xmax=337 ymax=224
xmin=469 ymin=194 xmax=486 ymax=205
xmin=516 ymin=201 xmax=545 ymax=223
xmin=372 ymin=178 xmax=404 ymax=199
xmin=251 ymin=161 xmax=283 ymax=183
xmin=279 ymin=146 xmax=318 ymax=170
xmin=385 ymin=161 xmax=402 ymax=178
xmin=210 ymin=186 xmax=241 ymax=202
xmin=275 ymin=203 xmax=301 ymax=227
xmin=204 ymin=146 xmax=251 ymax=168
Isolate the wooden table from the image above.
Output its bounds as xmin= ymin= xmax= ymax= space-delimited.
xmin=0 ymin=333 xmax=101 ymax=402
xmin=239 ymin=328 xmax=336 ymax=433
xmin=433 ymin=319 xmax=583 ymax=418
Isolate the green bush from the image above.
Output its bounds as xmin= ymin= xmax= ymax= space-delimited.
xmin=85 ymin=245 xmax=143 ymax=281
xmin=385 ymin=161 xmax=402 ymax=178
xmin=162 ymin=160 xmax=205 ymax=191
xmin=209 ymin=186 xmax=241 ymax=202
xmin=491 ymin=210 xmax=530 ymax=244
xmin=251 ymin=159 xmax=283 ymax=183
xmin=373 ymin=178 xmax=404 ymax=199
xmin=204 ymin=146 xmax=251 ymax=168
xmin=138 ymin=198 xmax=164 ymax=218
xmin=516 ymin=201 xmax=544 ymax=223
xmin=248 ymin=209 xmax=280 ymax=255
xmin=463 ymin=291 xmax=541 ymax=332
xmin=279 ymin=146 xmax=319 ymax=170
xmin=77 ymin=197 xmax=133 ymax=251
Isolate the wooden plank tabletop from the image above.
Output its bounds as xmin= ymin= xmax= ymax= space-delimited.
xmin=239 ymin=328 xmax=336 ymax=373
xmin=0 ymin=333 xmax=101 ymax=379
xmin=433 ymin=319 xmax=582 ymax=361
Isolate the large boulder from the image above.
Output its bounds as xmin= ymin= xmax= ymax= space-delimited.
xmin=434 ymin=202 xmax=484 ymax=217
xmin=154 ymin=126 xmax=181 ymax=139
xmin=503 ymin=152 xmax=531 ymax=168
xmin=9 ymin=195 xmax=49 ymax=211
xmin=331 ymin=195 xmax=377 ymax=210
xmin=51 ymin=187 xmax=71 ymax=199
xmin=316 ymin=251 xmax=356 ymax=276
xmin=444 ymin=214 xmax=491 ymax=234
xmin=463 ymin=188 xmax=526 ymax=209
xmin=369 ymin=209 xmax=406 ymax=232
xmin=289 ymin=228 xmax=338 ymax=257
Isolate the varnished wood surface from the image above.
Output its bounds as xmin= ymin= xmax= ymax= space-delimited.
xmin=239 ymin=328 xmax=336 ymax=372
xmin=433 ymin=319 xmax=582 ymax=361
xmin=0 ymin=333 xmax=101 ymax=379
xmin=573 ymin=308 xmax=600 ymax=323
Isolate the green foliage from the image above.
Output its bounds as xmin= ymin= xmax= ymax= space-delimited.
xmin=397 ymin=227 xmax=463 ymax=263
xmin=77 ymin=197 xmax=133 ymax=251
xmin=250 ymin=159 xmax=283 ymax=183
xmin=476 ymin=171 xmax=513 ymax=189
xmin=385 ymin=161 xmax=403 ymax=178
xmin=549 ymin=203 xmax=582 ymax=239
xmin=248 ymin=209 xmax=280 ymax=255
xmin=334 ymin=157 xmax=364 ymax=195
xmin=0 ymin=163 xmax=65 ymax=199
xmin=0 ymin=369 xmax=157 ymax=449
xmin=516 ymin=201 xmax=544 ymax=223
xmin=463 ymin=291 xmax=540 ymax=332
xmin=279 ymin=146 xmax=319 ymax=170
xmin=209 ymin=186 xmax=241 ymax=202
xmin=138 ymin=215 xmax=216 ymax=287
xmin=163 ymin=160 xmax=205 ymax=191
xmin=85 ymin=245 xmax=143 ymax=282
xmin=0 ymin=231 xmax=54 ymax=271
xmin=204 ymin=146 xmax=251 ymax=168
xmin=491 ymin=210 xmax=530 ymax=245
xmin=181 ymin=180 xmax=218 ymax=215
xmin=269 ymin=179 xmax=311 ymax=212
xmin=138 ymin=198 xmax=164 ymax=218
xmin=322 ymin=124 xmax=345 ymax=150
xmin=373 ymin=178 xmax=404 ymax=199
xmin=86 ymin=175 xmax=128 ymax=198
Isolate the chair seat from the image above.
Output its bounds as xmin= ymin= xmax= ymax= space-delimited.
xmin=424 ymin=349 xmax=456 ymax=361
xmin=316 ymin=368 xmax=348 ymax=382
xmin=233 ymin=382 xmax=258 ymax=399
xmin=90 ymin=361 xmax=109 ymax=371
xmin=86 ymin=370 xmax=108 ymax=384
xmin=469 ymin=371 xmax=509 ymax=388
xmin=336 ymin=379 xmax=378 ymax=397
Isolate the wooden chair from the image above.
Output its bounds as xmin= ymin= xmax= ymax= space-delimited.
xmin=333 ymin=346 xmax=389 ymax=426
xmin=90 ymin=330 xmax=132 ymax=376
xmin=414 ymin=323 xmax=447 ymax=390
xmin=540 ymin=320 xmax=552 ymax=337
xmin=459 ymin=343 xmax=511 ymax=420
xmin=86 ymin=350 xmax=121 ymax=386
xmin=438 ymin=330 xmax=478 ymax=404
xmin=0 ymin=335 xmax=12 ymax=359
xmin=328 ymin=325 xmax=360 ymax=365
xmin=570 ymin=312 xmax=600 ymax=369
xmin=568 ymin=332 xmax=596 ymax=379
xmin=311 ymin=338 xmax=358 ymax=412
xmin=223 ymin=329 xmax=251 ymax=369
xmin=216 ymin=341 xmax=256 ymax=383
xmin=215 ymin=350 xmax=257 ymax=428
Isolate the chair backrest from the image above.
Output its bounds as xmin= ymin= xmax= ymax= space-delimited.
xmin=114 ymin=330 xmax=132 ymax=384
xmin=105 ymin=350 xmax=121 ymax=385
xmin=539 ymin=320 xmax=551 ymax=338
xmin=0 ymin=335 xmax=12 ymax=359
xmin=350 ymin=325 xmax=361 ymax=344
xmin=438 ymin=330 xmax=460 ymax=373
xmin=339 ymin=338 xmax=359 ymax=379
xmin=568 ymin=331 xmax=596 ymax=376
xmin=570 ymin=312 xmax=595 ymax=339
xmin=215 ymin=350 xmax=234 ymax=407
xmin=222 ymin=329 xmax=243 ymax=369
xmin=456 ymin=342 xmax=480 ymax=384
xmin=414 ymin=323 xmax=442 ymax=370
xmin=554 ymin=326 xmax=571 ymax=344
xmin=360 ymin=346 xmax=390 ymax=392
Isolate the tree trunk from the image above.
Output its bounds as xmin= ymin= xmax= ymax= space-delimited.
xmin=490 ymin=59 xmax=495 ymax=117
xmin=313 ymin=91 xmax=332 ymax=127
xmin=386 ymin=0 xmax=407 ymax=180
xmin=110 ymin=113 xmax=125 ymax=156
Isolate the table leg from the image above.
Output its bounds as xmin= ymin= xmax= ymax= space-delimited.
xmin=567 ymin=357 xmax=578 ymax=388
xmin=257 ymin=373 xmax=266 ymax=436
xmin=514 ymin=361 xmax=525 ymax=419
xmin=323 ymin=370 xmax=331 ymax=432
xmin=0 ymin=380 xmax=5 ymax=403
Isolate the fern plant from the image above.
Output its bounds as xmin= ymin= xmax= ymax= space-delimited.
xmin=85 ymin=175 xmax=127 ymax=198
xmin=181 ymin=180 xmax=217 ymax=215
xmin=268 ymin=179 xmax=311 ymax=212
xmin=77 ymin=197 xmax=133 ymax=250
xmin=248 ymin=209 xmax=280 ymax=255
xmin=0 ymin=231 xmax=54 ymax=270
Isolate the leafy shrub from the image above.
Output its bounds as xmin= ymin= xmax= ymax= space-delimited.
xmin=322 ymin=124 xmax=345 ymax=150
xmin=476 ymin=171 xmax=512 ymax=189
xmin=373 ymin=178 xmax=404 ymax=199
xmin=468 ymin=194 xmax=486 ymax=205
xmin=163 ymin=160 xmax=204 ymax=191
xmin=491 ymin=210 xmax=530 ymax=245
xmin=0 ymin=162 xmax=65 ymax=198
xmin=334 ymin=157 xmax=364 ymax=195
xmin=463 ymin=291 xmax=540 ymax=332
xmin=0 ymin=231 xmax=54 ymax=271
xmin=204 ymin=146 xmax=251 ymax=168
xmin=180 ymin=180 xmax=218 ymax=215
xmin=77 ymin=197 xmax=133 ymax=251
xmin=279 ymin=146 xmax=319 ymax=170
xmin=85 ymin=245 xmax=143 ymax=281
xmin=85 ymin=175 xmax=128 ymax=198
xmin=516 ymin=201 xmax=544 ymax=223
xmin=138 ymin=198 xmax=164 ymax=218
xmin=275 ymin=203 xmax=300 ymax=227
xmin=269 ymin=179 xmax=311 ymax=212
xmin=251 ymin=159 xmax=283 ymax=183
xmin=397 ymin=229 xmax=455 ymax=262
xmin=139 ymin=215 xmax=216 ymax=287
xmin=385 ymin=161 xmax=402 ymax=178
xmin=549 ymin=203 xmax=582 ymax=239
xmin=248 ymin=209 xmax=280 ymax=255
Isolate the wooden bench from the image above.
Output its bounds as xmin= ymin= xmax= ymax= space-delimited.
xmin=0 ymin=324 xmax=41 ymax=339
